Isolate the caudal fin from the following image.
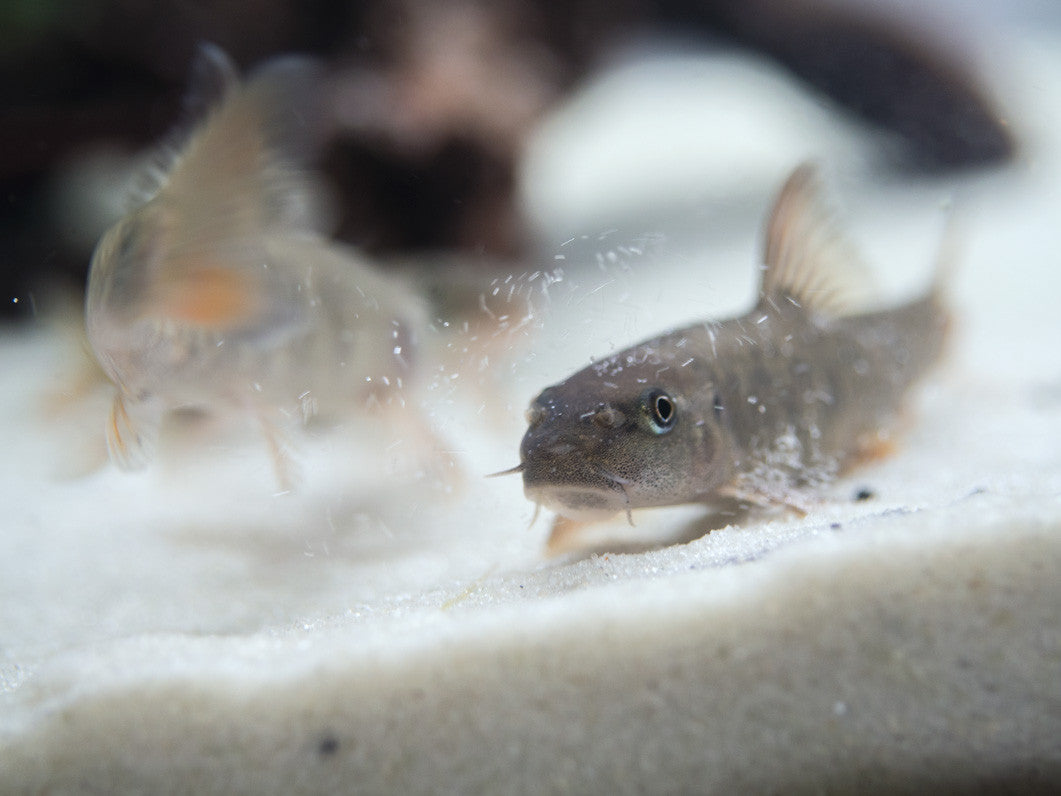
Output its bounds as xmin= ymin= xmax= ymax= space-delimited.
xmin=930 ymin=205 xmax=963 ymax=303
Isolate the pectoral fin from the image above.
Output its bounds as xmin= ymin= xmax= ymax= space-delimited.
xmin=715 ymin=480 xmax=813 ymax=516
xmin=106 ymin=393 xmax=161 ymax=471
xmin=545 ymin=515 xmax=606 ymax=557
xmin=846 ymin=429 xmax=900 ymax=470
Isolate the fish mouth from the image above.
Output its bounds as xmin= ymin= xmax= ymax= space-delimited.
xmin=486 ymin=458 xmax=619 ymax=516
xmin=523 ymin=466 xmax=634 ymax=523
xmin=524 ymin=484 xmax=621 ymax=519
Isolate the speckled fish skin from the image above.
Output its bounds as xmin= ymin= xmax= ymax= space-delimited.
xmin=518 ymin=164 xmax=950 ymax=520
xmin=85 ymin=45 xmax=427 ymax=471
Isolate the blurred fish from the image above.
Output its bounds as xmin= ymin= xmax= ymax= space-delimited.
xmin=85 ymin=45 xmax=429 ymax=484
xmin=503 ymin=164 xmax=950 ymax=545
xmin=2 ymin=0 xmax=1015 ymax=324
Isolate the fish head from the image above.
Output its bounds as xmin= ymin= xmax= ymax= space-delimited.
xmin=518 ymin=358 xmax=727 ymax=520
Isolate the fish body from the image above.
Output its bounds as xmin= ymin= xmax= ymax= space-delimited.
xmin=85 ymin=46 xmax=427 ymax=473
xmin=517 ymin=165 xmax=949 ymax=521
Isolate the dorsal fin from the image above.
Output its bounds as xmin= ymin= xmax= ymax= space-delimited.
xmin=760 ymin=163 xmax=871 ymax=316
xmin=136 ymin=48 xmax=329 ymax=331
xmin=161 ymin=47 xmax=327 ymax=244
xmin=126 ymin=44 xmax=240 ymax=206
xmin=183 ymin=43 xmax=241 ymax=122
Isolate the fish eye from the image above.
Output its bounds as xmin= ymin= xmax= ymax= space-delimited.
xmin=641 ymin=388 xmax=676 ymax=434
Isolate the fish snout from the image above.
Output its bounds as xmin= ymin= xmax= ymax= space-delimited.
xmin=518 ymin=429 xmax=577 ymax=470
xmin=519 ymin=404 xmax=626 ymax=470
xmin=520 ymin=425 xmax=616 ymax=493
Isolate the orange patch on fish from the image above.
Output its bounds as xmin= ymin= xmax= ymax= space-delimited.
xmin=156 ymin=262 xmax=260 ymax=328
xmin=84 ymin=46 xmax=433 ymax=482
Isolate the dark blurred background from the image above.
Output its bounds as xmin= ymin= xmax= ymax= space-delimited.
xmin=0 ymin=0 xmax=1014 ymax=324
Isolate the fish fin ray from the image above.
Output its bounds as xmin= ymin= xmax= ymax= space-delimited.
xmin=849 ymin=430 xmax=899 ymax=468
xmin=183 ymin=43 xmax=241 ymax=123
xmin=760 ymin=163 xmax=873 ymax=317
xmin=545 ymin=515 xmax=598 ymax=556
xmin=716 ymin=480 xmax=812 ymax=515
xmin=160 ymin=48 xmax=327 ymax=244
xmin=255 ymin=409 xmax=301 ymax=492
xmin=106 ymin=394 xmax=160 ymax=470
xmin=125 ymin=44 xmax=241 ymax=206
xmin=930 ymin=205 xmax=964 ymax=304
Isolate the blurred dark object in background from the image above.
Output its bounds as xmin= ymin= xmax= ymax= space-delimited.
xmin=0 ymin=0 xmax=1015 ymax=323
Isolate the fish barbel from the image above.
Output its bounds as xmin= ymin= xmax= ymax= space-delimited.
xmin=511 ymin=164 xmax=950 ymax=526
xmin=85 ymin=45 xmax=428 ymax=480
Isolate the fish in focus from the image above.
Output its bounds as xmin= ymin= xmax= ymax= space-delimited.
xmin=85 ymin=46 xmax=429 ymax=483
xmin=508 ymin=163 xmax=950 ymax=537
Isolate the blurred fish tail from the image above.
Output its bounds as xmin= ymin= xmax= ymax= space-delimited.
xmin=930 ymin=206 xmax=964 ymax=306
